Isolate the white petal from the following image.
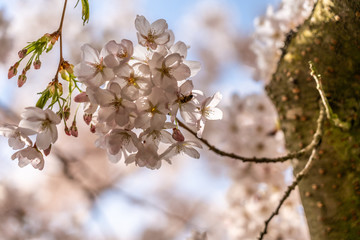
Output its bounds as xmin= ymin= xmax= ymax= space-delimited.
xmin=8 ymin=137 xmax=25 ymax=150
xmin=183 ymin=146 xmax=200 ymax=159
xmin=206 ymin=107 xmax=223 ymax=120
xmin=207 ymin=92 xmax=222 ymax=108
xmin=135 ymin=15 xmax=150 ymax=35
xmin=115 ymin=63 xmax=132 ymax=77
xmin=104 ymin=55 xmax=119 ymax=68
xmin=36 ymin=131 xmax=52 ymax=150
xmin=171 ymin=64 xmax=191 ymax=80
xmin=164 ymin=53 xmax=181 ymax=68
xmin=171 ymin=41 xmax=187 ymax=58
xmin=81 ymin=44 xmax=100 ymax=63
xmin=179 ymin=80 xmax=194 ymax=94
xmin=115 ymin=111 xmax=129 ymax=126
xmin=155 ymin=32 xmax=170 ymax=45
xmin=151 ymin=19 xmax=167 ymax=35
xmin=184 ymin=60 xmax=201 ymax=77
xmin=122 ymin=85 xmax=139 ymax=101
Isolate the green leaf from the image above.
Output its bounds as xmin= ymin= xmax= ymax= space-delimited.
xmin=76 ymin=0 xmax=90 ymax=25
xmin=36 ymin=90 xmax=51 ymax=109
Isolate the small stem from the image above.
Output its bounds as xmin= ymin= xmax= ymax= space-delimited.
xmin=54 ymin=0 xmax=68 ymax=82
xmin=58 ymin=0 xmax=68 ymax=32
xmin=309 ymin=61 xmax=350 ymax=130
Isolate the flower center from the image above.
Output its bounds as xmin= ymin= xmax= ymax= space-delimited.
xmin=112 ymin=97 xmax=123 ymax=110
xmin=41 ymin=119 xmax=51 ymax=131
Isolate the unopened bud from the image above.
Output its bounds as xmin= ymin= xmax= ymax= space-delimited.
xmin=60 ymin=69 xmax=70 ymax=81
xmin=64 ymin=106 xmax=70 ymax=121
xmin=18 ymin=49 xmax=28 ymax=58
xmin=83 ymin=114 xmax=92 ymax=125
xmin=18 ymin=74 xmax=27 ymax=87
xmin=70 ymin=121 xmax=78 ymax=137
xmin=57 ymin=82 xmax=63 ymax=96
xmin=44 ymin=145 xmax=52 ymax=156
xmin=90 ymin=124 xmax=96 ymax=133
xmin=64 ymin=126 xmax=71 ymax=136
xmin=8 ymin=62 xmax=19 ymax=79
xmin=62 ymin=61 xmax=74 ymax=74
xmin=8 ymin=66 xmax=17 ymax=79
xmin=172 ymin=128 xmax=185 ymax=142
xmin=48 ymin=83 xmax=56 ymax=95
xmin=33 ymin=60 xmax=42 ymax=69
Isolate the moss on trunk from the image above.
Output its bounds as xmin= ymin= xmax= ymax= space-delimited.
xmin=266 ymin=0 xmax=360 ymax=239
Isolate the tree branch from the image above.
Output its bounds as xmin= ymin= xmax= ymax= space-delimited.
xmin=257 ymin=104 xmax=325 ymax=239
xmin=177 ymin=104 xmax=325 ymax=163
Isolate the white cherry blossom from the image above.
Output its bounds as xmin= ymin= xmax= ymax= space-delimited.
xmin=114 ymin=63 xmax=153 ymax=100
xmin=74 ymin=44 xmax=114 ymax=87
xmin=18 ymin=107 xmax=61 ymax=150
xmin=135 ymin=87 xmax=169 ymax=130
xmin=104 ymin=129 xmax=139 ymax=163
xmin=149 ymin=52 xmax=191 ymax=91
xmin=87 ymin=82 xmax=136 ymax=128
xmin=197 ymin=92 xmax=223 ymax=137
xmin=11 ymin=146 xmax=45 ymax=170
xmin=126 ymin=141 xmax=162 ymax=169
xmin=0 ymin=124 xmax=33 ymax=150
xmin=103 ymin=39 xmax=133 ymax=68
xmin=135 ymin=15 xmax=170 ymax=50
xmin=170 ymin=80 xmax=201 ymax=123
xmin=161 ymin=140 xmax=202 ymax=162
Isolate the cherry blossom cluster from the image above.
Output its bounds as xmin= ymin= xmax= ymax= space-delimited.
xmin=0 ymin=15 xmax=222 ymax=170
xmin=74 ymin=15 xmax=222 ymax=169
xmin=251 ymin=0 xmax=316 ymax=83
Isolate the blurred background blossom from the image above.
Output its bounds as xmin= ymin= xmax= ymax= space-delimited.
xmin=0 ymin=0 xmax=315 ymax=239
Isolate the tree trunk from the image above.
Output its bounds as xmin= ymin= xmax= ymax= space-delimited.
xmin=266 ymin=0 xmax=360 ymax=239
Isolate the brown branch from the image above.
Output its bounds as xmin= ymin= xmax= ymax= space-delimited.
xmin=257 ymin=104 xmax=325 ymax=239
xmin=258 ymin=147 xmax=319 ymax=239
xmin=178 ymin=104 xmax=324 ymax=163
xmin=54 ymin=0 xmax=68 ymax=81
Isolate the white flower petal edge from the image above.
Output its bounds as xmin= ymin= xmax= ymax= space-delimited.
xmin=11 ymin=146 xmax=45 ymax=170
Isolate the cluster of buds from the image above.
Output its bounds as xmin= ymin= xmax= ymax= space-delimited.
xmin=8 ymin=31 xmax=60 ymax=87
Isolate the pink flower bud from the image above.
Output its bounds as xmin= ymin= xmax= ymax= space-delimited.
xmin=44 ymin=145 xmax=52 ymax=156
xmin=70 ymin=121 xmax=78 ymax=137
xmin=8 ymin=65 xmax=18 ymax=79
xmin=90 ymin=124 xmax=96 ymax=133
xmin=172 ymin=128 xmax=185 ymax=142
xmin=34 ymin=60 xmax=42 ymax=69
xmin=18 ymin=49 xmax=27 ymax=58
xmin=83 ymin=114 xmax=92 ymax=125
xmin=63 ymin=106 xmax=70 ymax=121
xmin=65 ymin=126 xmax=71 ymax=136
xmin=74 ymin=92 xmax=89 ymax=103
xmin=18 ymin=74 xmax=27 ymax=87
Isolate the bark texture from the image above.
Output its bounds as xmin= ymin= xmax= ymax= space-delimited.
xmin=266 ymin=0 xmax=360 ymax=239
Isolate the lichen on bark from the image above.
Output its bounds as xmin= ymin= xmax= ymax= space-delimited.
xmin=266 ymin=0 xmax=360 ymax=239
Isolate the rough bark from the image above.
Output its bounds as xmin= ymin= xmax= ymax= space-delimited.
xmin=266 ymin=0 xmax=360 ymax=239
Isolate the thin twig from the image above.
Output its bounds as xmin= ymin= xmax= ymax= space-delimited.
xmin=309 ymin=61 xmax=350 ymax=130
xmin=258 ymin=147 xmax=319 ymax=239
xmin=177 ymin=104 xmax=325 ymax=163
xmin=257 ymin=104 xmax=325 ymax=239
xmin=54 ymin=0 xmax=68 ymax=81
